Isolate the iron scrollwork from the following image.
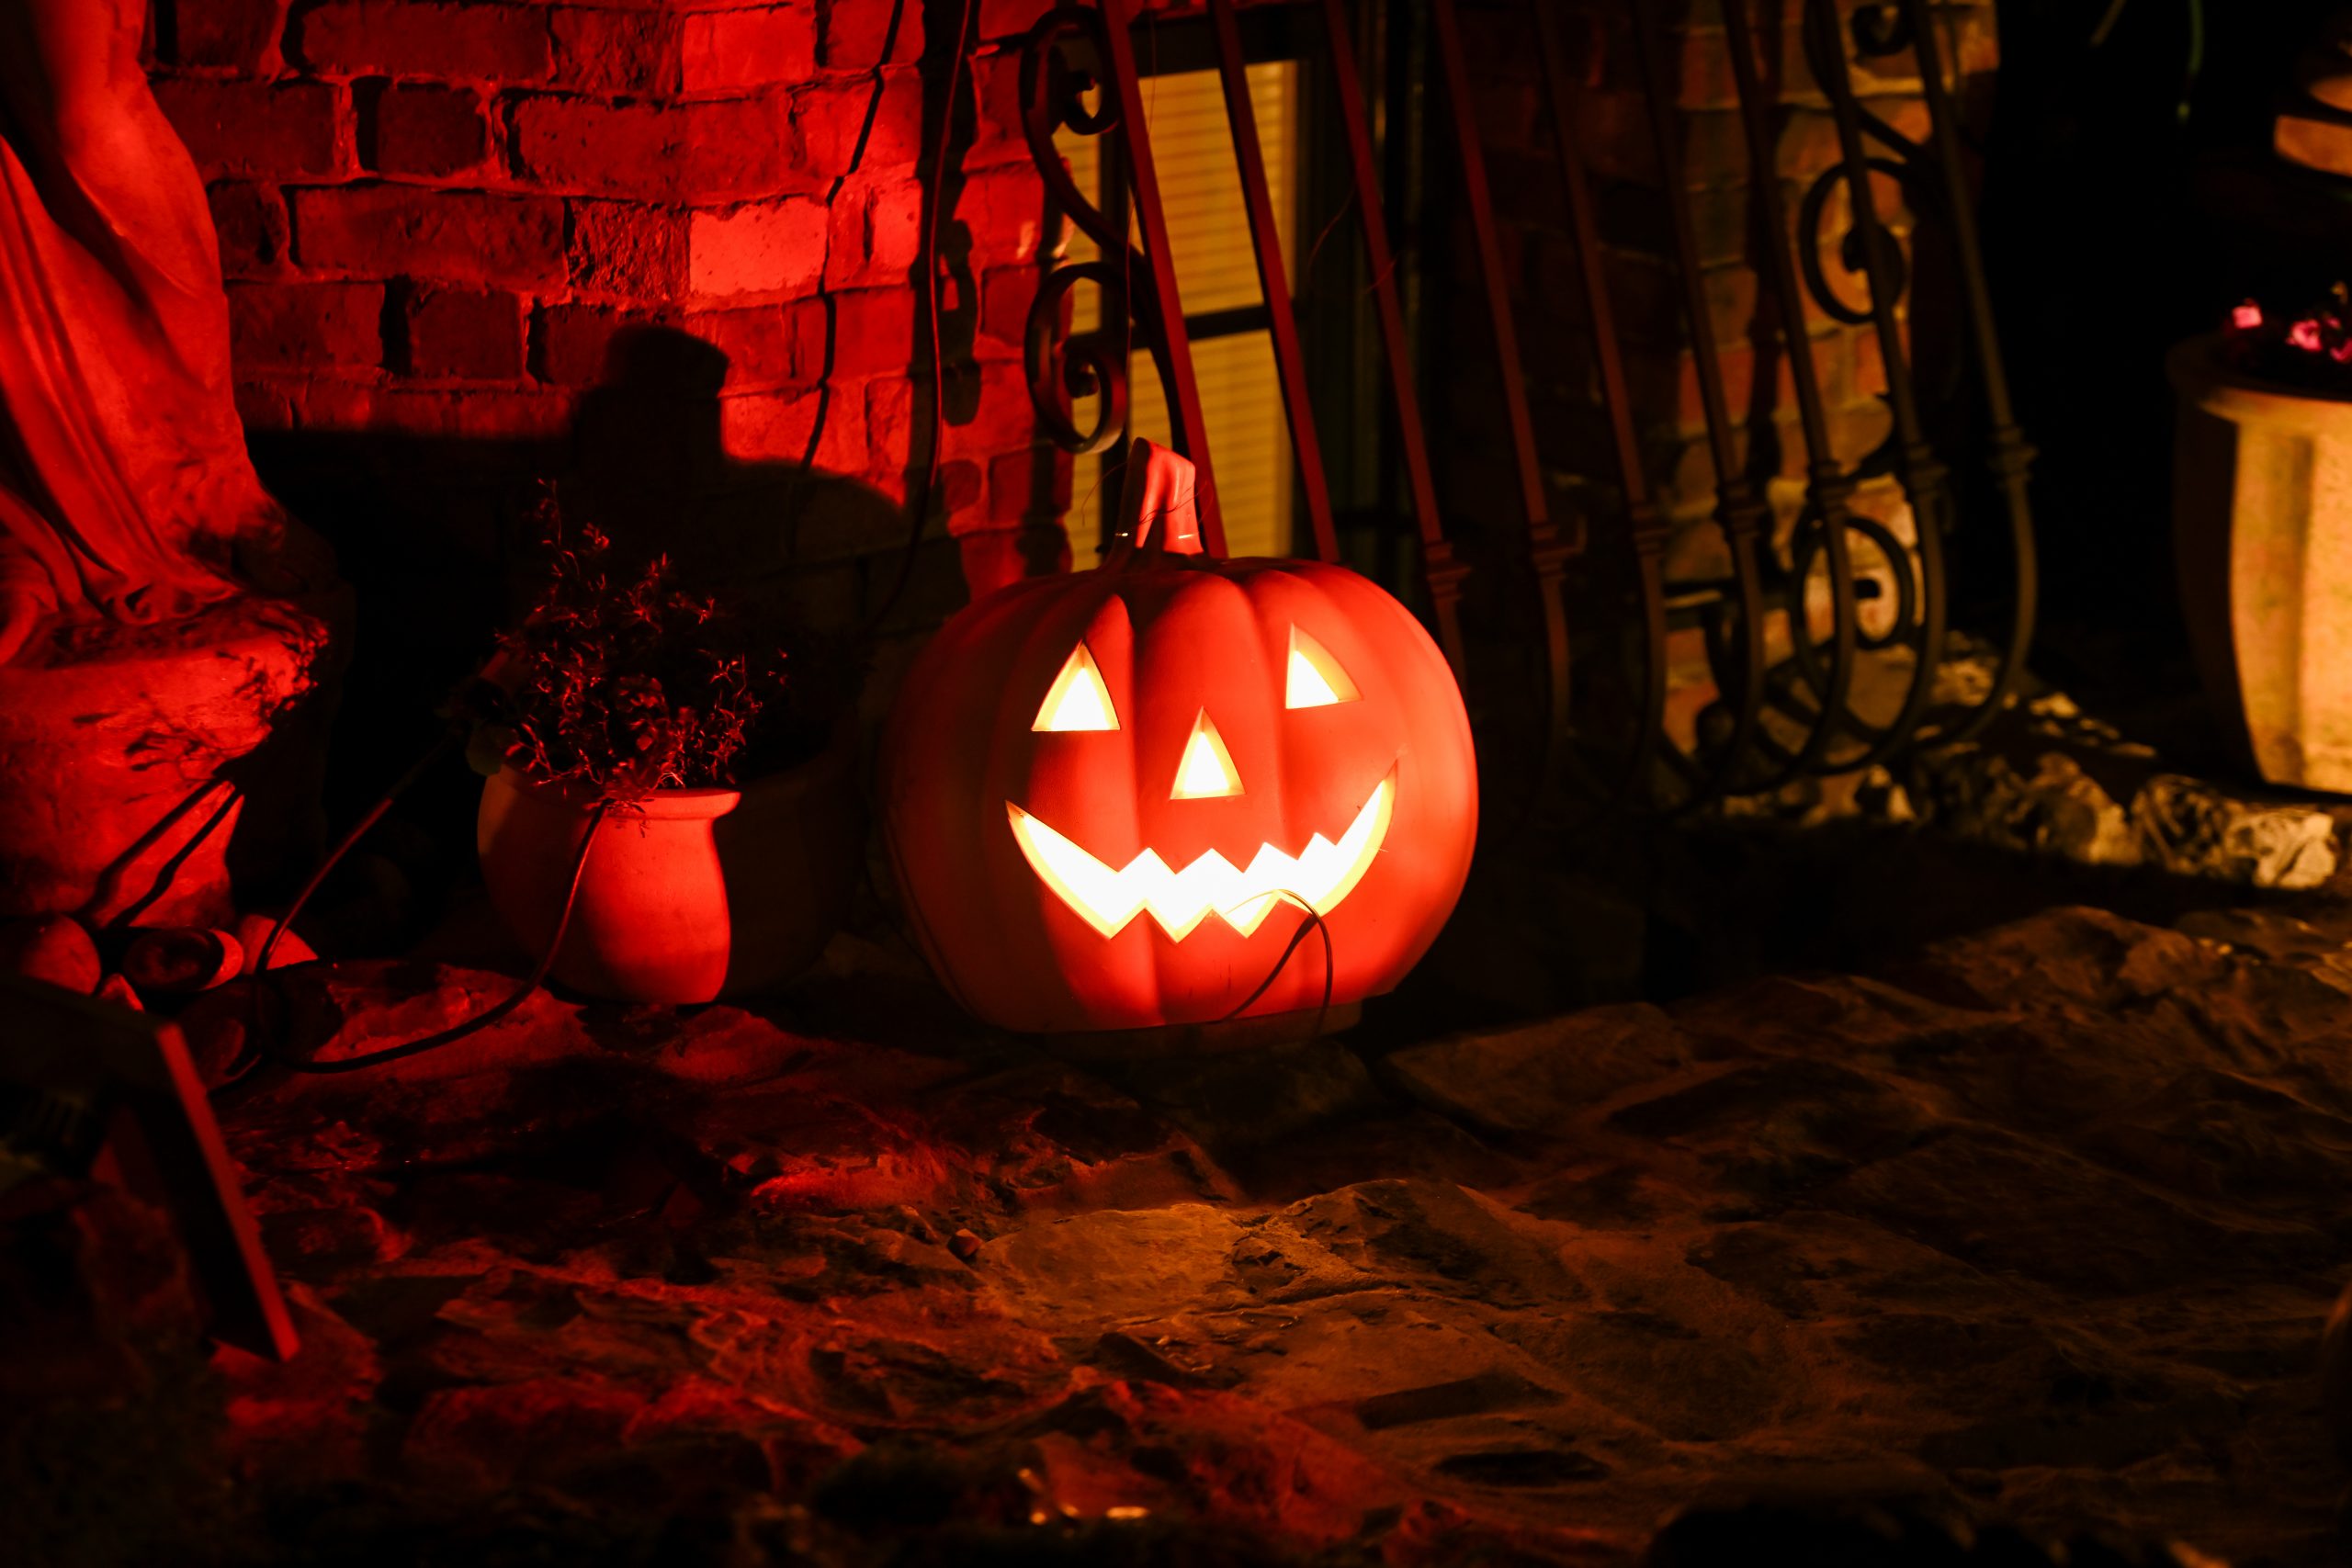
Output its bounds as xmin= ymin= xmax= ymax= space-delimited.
xmin=1019 ymin=6 xmax=1141 ymax=458
xmin=1670 ymin=0 xmax=2036 ymax=792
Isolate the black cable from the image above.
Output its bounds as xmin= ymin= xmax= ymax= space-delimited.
xmin=1219 ymin=891 xmax=1335 ymax=1041
xmin=862 ymin=0 xmax=983 ymax=637
xmin=252 ymin=725 xmax=464 ymax=978
xmin=214 ymin=710 xmax=603 ymax=1090
xmin=271 ymin=801 xmax=606 ymax=1075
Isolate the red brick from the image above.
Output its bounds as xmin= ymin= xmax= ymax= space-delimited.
xmin=965 ymin=363 xmax=1039 ymax=457
xmin=172 ymin=0 xmax=289 ymax=70
xmin=689 ymin=197 xmax=829 ymax=299
xmin=824 ymin=177 xmax=922 ymax=289
xmin=367 ymin=386 xmax=573 ymax=440
xmin=818 ymin=0 xmax=919 ymax=70
xmin=988 ymin=447 xmax=1072 ymax=525
xmin=957 ymin=166 xmax=1043 ymax=262
xmin=686 ymin=6 xmax=820 ymax=94
xmin=229 ymin=281 xmax=383 ymax=370
xmin=965 ymin=51 xmax=1030 ymax=168
xmin=796 ymin=70 xmax=922 ymax=181
xmin=371 ymin=84 xmax=486 ymax=178
xmin=401 ymin=287 xmax=526 ymax=379
xmin=551 ymin=8 xmax=681 ymax=95
xmin=864 ymin=376 xmax=914 ymax=474
xmin=208 ymin=181 xmax=288 ymax=276
xmin=510 ymin=95 xmax=797 ymax=202
xmin=685 ymin=304 xmax=801 ymax=389
xmin=568 ymin=200 xmax=687 ymax=298
xmin=234 ymin=377 xmax=297 ymax=431
xmin=534 ymin=303 xmax=652 ymax=386
xmin=153 ymin=77 xmax=344 ymax=179
xmin=720 ymin=386 xmax=863 ymax=471
xmin=937 ymin=458 xmax=985 ymax=517
xmin=829 ymin=287 xmax=915 ymax=377
xmin=955 ymin=525 xmax=1066 ymax=600
xmin=291 ymin=186 xmax=565 ymax=287
xmin=978 ymin=0 xmax=1054 ymax=45
xmin=290 ymin=1 xmax=551 ymax=82
xmin=978 ymin=266 xmax=1036 ymax=351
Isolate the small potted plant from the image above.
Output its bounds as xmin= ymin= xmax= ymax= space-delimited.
xmin=2173 ymin=291 xmax=2352 ymax=793
xmin=473 ymin=495 xmax=861 ymax=1002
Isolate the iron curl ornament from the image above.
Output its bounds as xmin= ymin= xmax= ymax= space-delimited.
xmin=1019 ymin=6 xmax=1133 ymax=457
xmin=1016 ymin=1 xmax=1225 ymax=558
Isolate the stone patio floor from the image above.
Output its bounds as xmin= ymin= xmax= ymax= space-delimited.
xmin=32 ymin=880 xmax=2352 ymax=1564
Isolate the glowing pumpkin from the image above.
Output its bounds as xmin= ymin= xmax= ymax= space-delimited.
xmin=880 ymin=443 xmax=1476 ymax=1033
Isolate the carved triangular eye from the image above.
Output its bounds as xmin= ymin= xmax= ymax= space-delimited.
xmin=1170 ymin=710 xmax=1243 ymax=799
xmin=1034 ymin=643 xmax=1118 ymax=732
xmin=1286 ymin=626 xmax=1360 ymax=708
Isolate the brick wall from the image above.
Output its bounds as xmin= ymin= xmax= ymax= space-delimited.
xmin=1443 ymin=0 xmax=1999 ymax=626
xmin=148 ymin=0 xmax=1075 ymax=757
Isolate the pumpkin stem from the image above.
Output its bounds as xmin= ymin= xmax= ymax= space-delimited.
xmin=1114 ymin=439 xmax=1204 ymax=559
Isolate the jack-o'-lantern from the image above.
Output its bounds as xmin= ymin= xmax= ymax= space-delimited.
xmin=880 ymin=442 xmax=1476 ymax=1034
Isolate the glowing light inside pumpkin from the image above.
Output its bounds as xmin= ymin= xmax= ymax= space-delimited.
xmin=1034 ymin=643 xmax=1118 ymax=732
xmin=1006 ymin=770 xmax=1396 ymax=940
xmin=1170 ymin=710 xmax=1244 ymax=799
xmin=1285 ymin=626 xmax=1359 ymax=708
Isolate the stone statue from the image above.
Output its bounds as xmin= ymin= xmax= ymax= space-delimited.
xmin=0 ymin=0 xmax=343 ymax=931
xmin=0 ymin=0 xmax=333 ymax=665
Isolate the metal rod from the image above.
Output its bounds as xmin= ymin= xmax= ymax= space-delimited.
xmin=1206 ymin=0 xmax=1338 ymax=562
xmin=1627 ymin=0 xmax=1770 ymax=809
xmin=1427 ymin=0 xmax=1574 ymax=791
xmin=1316 ymin=0 xmax=1468 ymax=682
xmin=1718 ymin=0 xmax=1860 ymax=784
xmin=1428 ymin=0 xmax=1550 ymax=543
xmin=1798 ymin=0 xmax=1948 ymax=773
xmin=1098 ymin=0 xmax=1226 ymax=554
xmin=1532 ymin=1 xmax=1668 ymax=800
xmin=1896 ymin=0 xmax=2037 ymax=746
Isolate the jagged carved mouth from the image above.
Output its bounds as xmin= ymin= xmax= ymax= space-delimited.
xmin=1005 ymin=770 xmax=1396 ymax=941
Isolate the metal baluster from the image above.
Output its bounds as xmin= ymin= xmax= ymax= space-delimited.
xmin=1627 ymin=0 xmax=1771 ymax=808
xmin=1429 ymin=0 xmax=1576 ymax=795
xmin=1098 ymin=0 xmax=1226 ymax=554
xmin=1894 ymin=0 xmax=2038 ymax=746
xmin=1719 ymin=0 xmax=1861 ymax=785
xmin=1205 ymin=0 xmax=1337 ymax=563
xmin=1531 ymin=2 xmax=1670 ymax=801
xmin=1315 ymin=0 xmax=1470 ymax=682
xmin=1794 ymin=0 xmax=1949 ymax=772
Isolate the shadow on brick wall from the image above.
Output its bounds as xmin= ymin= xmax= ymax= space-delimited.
xmin=250 ymin=325 xmax=908 ymax=924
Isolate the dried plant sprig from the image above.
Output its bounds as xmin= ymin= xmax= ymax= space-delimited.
xmin=498 ymin=490 xmax=786 ymax=807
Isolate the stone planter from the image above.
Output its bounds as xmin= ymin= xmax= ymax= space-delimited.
xmin=2171 ymin=332 xmax=2352 ymax=792
xmin=477 ymin=722 xmax=861 ymax=1003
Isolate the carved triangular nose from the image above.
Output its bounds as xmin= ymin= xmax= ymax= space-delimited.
xmin=1170 ymin=710 xmax=1243 ymax=800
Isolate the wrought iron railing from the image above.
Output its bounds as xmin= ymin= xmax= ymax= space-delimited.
xmin=1014 ymin=0 xmax=2037 ymax=815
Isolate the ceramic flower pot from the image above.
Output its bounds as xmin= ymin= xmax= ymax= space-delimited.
xmin=477 ymin=721 xmax=862 ymax=1002
xmin=2172 ymin=332 xmax=2352 ymax=793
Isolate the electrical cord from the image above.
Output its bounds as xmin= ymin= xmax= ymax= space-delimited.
xmin=211 ymin=670 xmax=603 ymax=1090
xmin=269 ymin=801 xmax=605 ymax=1076
xmin=1217 ymin=891 xmax=1335 ymax=1043
xmin=863 ymin=0 xmax=984 ymax=636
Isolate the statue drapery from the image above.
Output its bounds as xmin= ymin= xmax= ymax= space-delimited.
xmin=0 ymin=0 xmax=328 ymax=664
